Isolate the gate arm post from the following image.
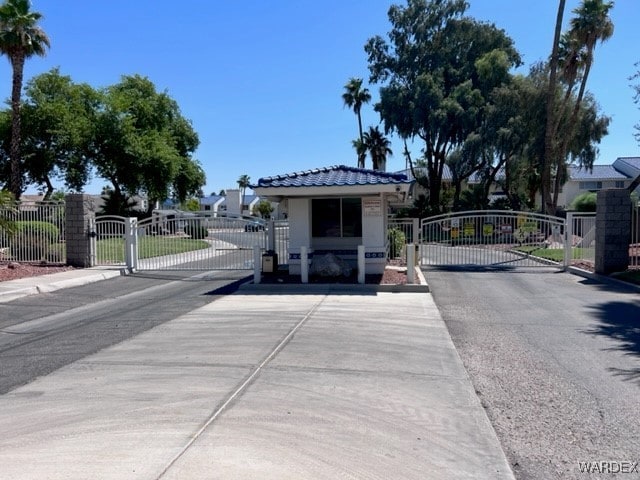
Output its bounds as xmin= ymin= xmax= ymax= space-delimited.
xmin=564 ymin=212 xmax=574 ymax=269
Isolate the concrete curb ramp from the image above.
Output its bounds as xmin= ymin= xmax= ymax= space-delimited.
xmin=0 ymin=289 xmax=513 ymax=479
xmin=0 ymin=267 xmax=125 ymax=303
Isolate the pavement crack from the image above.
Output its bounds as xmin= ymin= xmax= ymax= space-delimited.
xmin=154 ymin=293 xmax=328 ymax=480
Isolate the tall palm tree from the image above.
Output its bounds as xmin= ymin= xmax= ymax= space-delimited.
xmin=567 ymin=0 xmax=614 ymax=117
xmin=237 ymin=174 xmax=250 ymax=214
xmin=542 ymin=0 xmax=566 ymax=214
xmin=351 ymin=138 xmax=367 ymax=171
xmin=0 ymin=0 xmax=49 ymax=199
xmin=551 ymin=0 xmax=613 ymax=205
xmin=363 ymin=126 xmax=392 ymax=171
xmin=342 ymin=77 xmax=371 ymax=168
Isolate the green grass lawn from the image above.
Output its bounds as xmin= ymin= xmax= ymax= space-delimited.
xmin=513 ymin=245 xmax=594 ymax=262
xmin=611 ymin=270 xmax=640 ymax=285
xmin=97 ymin=236 xmax=209 ymax=263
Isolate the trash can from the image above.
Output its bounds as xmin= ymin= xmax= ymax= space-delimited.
xmin=262 ymin=250 xmax=278 ymax=273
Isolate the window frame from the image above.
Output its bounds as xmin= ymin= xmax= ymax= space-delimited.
xmin=311 ymin=197 xmax=363 ymax=238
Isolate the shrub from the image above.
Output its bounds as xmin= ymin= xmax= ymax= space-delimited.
xmin=388 ymin=228 xmax=406 ymax=259
xmin=184 ymin=223 xmax=208 ymax=239
xmin=12 ymin=221 xmax=60 ymax=261
xmin=570 ymin=192 xmax=597 ymax=212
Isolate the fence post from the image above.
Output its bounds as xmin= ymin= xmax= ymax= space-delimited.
xmin=267 ymin=220 xmax=275 ymax=252
xmin=253 ymin=245 xmax=261 ymax=284
xmin=88 ymin=217 xmax=97 ymax=267
xmin=65 ymin=194 xmax=97 ymax=268
xmin=357 ymin=245 xmax=365 ymax=284
xmin=124 ymin=217 xmax=139 ymax=272
xmin=412 ymin=218 xmax=420 ymax=244
xmin=407 ymin=243 xmax=416 ymax=284
xmin=301 ymin=246 xmax=309 ymax=284
xmin=564 ymin=212 xmax=574 ymax=269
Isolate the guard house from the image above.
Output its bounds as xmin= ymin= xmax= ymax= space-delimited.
xmin=252 ymin=165 xmax=412 ymax=275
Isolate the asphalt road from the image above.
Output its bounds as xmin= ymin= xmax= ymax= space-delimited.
xmin=425 ymin=267 xmax=640 ymax=480
xmin=0 ymin=270 xmax=250 ymax=395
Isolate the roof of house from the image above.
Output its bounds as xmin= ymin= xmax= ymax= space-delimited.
xmin=569 ymin=164 xmax=630 ymax=180
xmin=393 ymin=166 xmax=453 ymax=182
xmin=254 ymin=165 xmax=411 ymax=188
xmin=200 ymin=195 xmax=225 ymax=206
xmin=612 ymin=156 xmax=640 ymax=174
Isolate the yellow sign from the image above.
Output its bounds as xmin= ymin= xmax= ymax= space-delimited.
xmin=520 ymin=220 xmax=538 ymax=233
xmin=483 ymin=224 xmax=494 ymax=236
xmin=463 ymin=223 xmax=475 ymax=237
xmin=451 ymin=227 xmax=459 ymax=239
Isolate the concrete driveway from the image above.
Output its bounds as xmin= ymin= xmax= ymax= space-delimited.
xmin=0 ymin=285 xmax=513 ymax=479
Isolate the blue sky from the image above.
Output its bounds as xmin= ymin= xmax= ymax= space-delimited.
xmin=3 ymin=0 xmax=639 ymax=196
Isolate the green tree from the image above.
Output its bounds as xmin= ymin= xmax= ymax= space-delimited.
xmin=362 ymin=126 xmax=392 ymax=171
xmin=20 ymin=68 xmax=98 ymax=198
xmin=255 ymin=199 xmax=274 ymax=219
xmin=181 ymin=197 xmax=200 ymax=212
xmin=342 ymin=77 xmax=371 ymax=168
xmin=0 ymin=0 xmax=49 ymax=199
xmin=237 ymin=174 xmax=250 ymax=212
xmin=365 ymin=0 xmax=520 ymax=213
xmin=92 ymin=75 xmax=204 ymax=214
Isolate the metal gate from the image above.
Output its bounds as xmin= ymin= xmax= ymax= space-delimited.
xmin=92 ymin=212 xmax=268 ymax=270
xmin=420 ymin=210 xmax=566 ymax=269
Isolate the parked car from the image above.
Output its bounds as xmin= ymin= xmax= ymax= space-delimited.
xmin=244 ymin=221 xmax=265 ymax=232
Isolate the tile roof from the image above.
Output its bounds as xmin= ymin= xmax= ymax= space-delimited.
xmin=613 ymin=156 xmax=640 ymax=172
xmin=254 ymin=165 xmax=411 ymax=188
xmin=199 ymin=195 xmax=224 ymax=206
xmin=394 ymin=166 xmax=453 ymax=181
xmin=569 ymin=165 xmax=630 ymax=180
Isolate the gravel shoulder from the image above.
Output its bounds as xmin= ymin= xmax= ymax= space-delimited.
xmin=426 ymin=268 xmax=640 ymax=480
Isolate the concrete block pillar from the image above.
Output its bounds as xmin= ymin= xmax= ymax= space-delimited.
xmin=595 ymin=189 xmax=631 ymax=275
xmin=65 ymin=194 xmax=98 ymax=267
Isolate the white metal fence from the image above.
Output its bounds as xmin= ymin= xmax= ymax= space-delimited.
xmin=565 ymin=212 xmax=596 ymax=268
xmin=92 ymin=211 xmax=268 ymax=270
xmin=0 ymin=200 xmax=66 ymax=264
xmin=272 ymin=220 xmax=289 ymax=267
xmin=387 ymin=218 xmax=419 ymax=264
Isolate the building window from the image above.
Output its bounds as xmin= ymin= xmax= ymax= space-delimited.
xmin=579 ymin=181 xmax=602 ymax=191
xmin=312 ymin=198 xmax=362 ymax=238
xmin=615 ymin=181 xmax=625 ymax=188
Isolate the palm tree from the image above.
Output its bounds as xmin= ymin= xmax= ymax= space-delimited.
xmin=542 ymin=0 xmax=613 ymax=213
xmin=0 ymin=0 xmax=50 ymax=199
xmin=237 ymin=174 xmax=250 ymax=214
xmin=567 ymin=0 xmax=614 ymax=115
xmin=542 ymin=0 xmax=566 ymax=214
xmin=363 ymin=126 xmax=392 ymax=171
xmin=351 ymin=138 xmax=367 ymax=171
xmin=342 ymin=77 xmax=371 ymax=168
xmin=551 ymin=0 xmax=614 ymax=205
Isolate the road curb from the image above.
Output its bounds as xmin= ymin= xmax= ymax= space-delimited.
xmin=567 ymin=266 xmax=640 ymax=292
xmin=0 ymin=269 xmax=125 ymax=303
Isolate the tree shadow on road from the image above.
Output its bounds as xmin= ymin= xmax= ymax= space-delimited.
xmin=584 ymin=300 xmax=640 ymax=385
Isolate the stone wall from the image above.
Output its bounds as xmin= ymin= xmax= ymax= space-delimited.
xmin=595 ymin=189 xmax=631 ymax=275
xmin=65 ymin=194 xmax=98 ymax=268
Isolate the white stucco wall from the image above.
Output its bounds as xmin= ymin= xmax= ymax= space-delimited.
xmin=226 ymin=189 xmax=242 ymax=215
xmin=287 ymin=195 xmax=388 ymax=275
